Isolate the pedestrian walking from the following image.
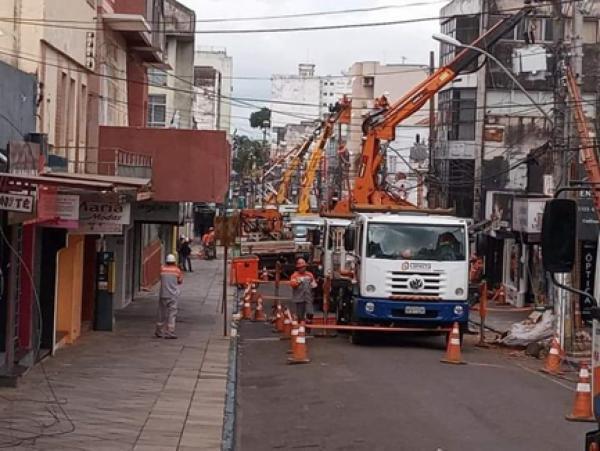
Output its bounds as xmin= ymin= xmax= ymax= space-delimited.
xmin=180 ymin=238 xmax=193 ymax=272
xmin=289 ymin=257 xmax=317 ymax=321
xmin=156 ymin=254 xmax=183 ymax=339
xmin=177 ymin=235 xmax=186 ymax=269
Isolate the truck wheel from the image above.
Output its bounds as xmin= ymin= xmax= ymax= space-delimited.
xmin=350 ymin=331 xmax=367 ymax=345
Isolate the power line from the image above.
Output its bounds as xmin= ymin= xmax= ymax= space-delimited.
xmin=0 ymin=2 xmax=562 ymax=34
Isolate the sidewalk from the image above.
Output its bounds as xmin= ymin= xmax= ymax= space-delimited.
xmin=0 ymin=258 xmax=232 ymax=451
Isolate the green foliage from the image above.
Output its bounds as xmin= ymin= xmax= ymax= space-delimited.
xmin=233 ymin=135 xmax=269 ymax=176
xmin=249 ymin=108 xmax=271 ymax=129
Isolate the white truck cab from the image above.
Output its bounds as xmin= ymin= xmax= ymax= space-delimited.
xmin=342 ymin=212 xmax=470 ymax=331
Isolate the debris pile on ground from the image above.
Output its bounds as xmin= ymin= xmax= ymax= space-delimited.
xmin=501 ymin=310 xmax=554 ymax=347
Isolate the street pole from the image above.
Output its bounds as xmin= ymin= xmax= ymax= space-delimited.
xmin=428 ymin=50 xmax=436 ymax=208
xmin=552 ymin=0 xmax=568 ymax=348
xmin=222 ymin=243 xmax=228 ymax=337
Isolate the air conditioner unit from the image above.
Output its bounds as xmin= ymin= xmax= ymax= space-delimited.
xmin=362 ymin=76 xmax=374 ymax=87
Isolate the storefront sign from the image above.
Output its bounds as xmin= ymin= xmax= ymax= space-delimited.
xmin=512 ymin=197 xmax=547 ymax=234
xmin=0 ymin=192 xmax=34 ymax=213
xmin=76 ymin=201 xmax=130 ymax=235
xmin=134 ymin=202 xmax=180 ymax=224
xmin=485 ymin=191 xmax=514 ymax=232
xmin=580 ymin=241 xmax=597 ymax=323
xmin=38 ymin=189 xmax=80 ymax=228
xmin=578 ymin=192 xmax=599 ymax=241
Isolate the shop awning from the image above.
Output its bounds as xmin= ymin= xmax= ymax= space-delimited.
xmin=0 ymin=173 xmax=113 ymax=191
xmin=41 ymin=172 xmax=153 ymax=200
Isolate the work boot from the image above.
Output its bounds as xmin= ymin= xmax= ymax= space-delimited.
xmin=164 ymin=333 xmax=178 ymax=339
xmin=154 ymin=331 xmax=164 ymax=338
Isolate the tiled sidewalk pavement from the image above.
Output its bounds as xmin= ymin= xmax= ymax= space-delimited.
xmin=0 ymin=258 xmax=232 ymax=451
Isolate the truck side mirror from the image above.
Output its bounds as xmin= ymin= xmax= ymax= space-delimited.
xmin=311 ymin=230 xmax=321 ymax=246
xmin=344 ymin=228 xmax=356 ymax=252
xmin=541 ymin=199 xmax=577 ymax=273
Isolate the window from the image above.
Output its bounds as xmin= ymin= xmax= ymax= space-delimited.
xmin=148 ymin=68 xmax=167 ymax=87
xmin=513 ymin=17 xmax=553 ymax=42
xmin=583 ymin=20 xmax=599 ymax=44
xmin=440 ymin=15 xmax=479 ymax=66
xmin=148 ymin=94 xmax=167 ymax=127
xmin=366 ymin=223 xmax=466 ymax=261
xmin=438 ymin=89 xmax=476 ymax=141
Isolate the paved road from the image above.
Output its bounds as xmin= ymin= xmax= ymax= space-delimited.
xmin=236 ymin=290 xmax=591 ymax=451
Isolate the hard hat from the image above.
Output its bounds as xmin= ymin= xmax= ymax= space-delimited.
xmin=383 ymin=91 xmax=390 ymax=96
xmin=209 ymin=227 xmax=215 ymax=231
xmin=296 ymin=258 xmax=307 ymax=269
xmin=166 ymin=254 xmax=177 ymax=263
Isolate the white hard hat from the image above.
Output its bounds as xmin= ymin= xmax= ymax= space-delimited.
xmin=166 ymin=254 xmax=176 ymax=263
xmin=383 ymin=91 xmax=390 ymax=96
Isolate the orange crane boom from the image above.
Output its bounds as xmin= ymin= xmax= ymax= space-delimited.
xmin=566 ymin=66 xmax=600 ymax=219
xmin=298 ymin=97 xmax=351 ymax=214
xmin=332 ymin=4 xmax=533 ymax=213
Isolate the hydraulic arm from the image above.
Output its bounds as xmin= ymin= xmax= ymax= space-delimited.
xmin=332 ymin=3 xmax=533 ymax=213
xmin=298 ymin=97 xmax=351 ymax=214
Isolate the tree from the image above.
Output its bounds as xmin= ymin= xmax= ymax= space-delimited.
xmin=249 ymin=108 xmax=271 ymax=129
xmin=232 ymin=135 xmax=268 ymax=176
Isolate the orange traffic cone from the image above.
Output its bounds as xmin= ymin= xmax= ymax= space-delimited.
xmin=273 ymin=304 xmax=284 ymax=333
xmin=281 ymin=309 xmax=292 ymax=339
xmin=261 ymin=267 xmax=269 ymax=281
xmin=242 ymin=299 xmax=252 ymax=320
xmin=253 ymin=295 xmax=267 ymax=322
xmin=288 ymin=320 xmax=299 ymax=355
xmin=566 ymin=363 xmax=595 ymax=422
xmin=541 ymin=336 xmax=563 ymax=375
xmin=493 ymin=284 xmax=507 ymax=305
xmin=288 ymin=321 xmax=310 ymax=364
xmin=441 ymin=322 xmax=465 ymax=365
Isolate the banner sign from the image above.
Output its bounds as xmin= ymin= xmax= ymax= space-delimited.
xmin=76 ymin=201 xmax=130 ymax=235
xmin=0 ymin=192 xmax=34 ymax=213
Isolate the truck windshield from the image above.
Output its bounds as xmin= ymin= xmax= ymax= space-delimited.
xmin=366 ymin=223 xmax=466 ymax=261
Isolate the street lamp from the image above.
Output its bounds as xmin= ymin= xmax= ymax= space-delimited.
xmin=432 ymin=33 xmax=553 ymax=126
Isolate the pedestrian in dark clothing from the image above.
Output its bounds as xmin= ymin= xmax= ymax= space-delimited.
xmin=177 ymin=236 xmax=186 ymax=269
xmin=180 ymin=238 xmax=193 ymax=272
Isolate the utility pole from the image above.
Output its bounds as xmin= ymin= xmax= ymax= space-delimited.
xmin=551 ymin=0 xmax=568 ymax=349
xmin=427 ymin=50 xmax=437 ymax=208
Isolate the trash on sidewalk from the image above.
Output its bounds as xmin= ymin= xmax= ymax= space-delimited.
xmin=500 ymin=309 xmax=554 ymax=347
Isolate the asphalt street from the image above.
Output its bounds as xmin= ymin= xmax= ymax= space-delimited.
xmin=235 ymin=288 xmax=591 ymax=451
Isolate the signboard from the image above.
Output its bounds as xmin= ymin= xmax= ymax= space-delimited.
xmin=134 ymin=202 xmax=180 ymax=224
xmin=485 ymin=191 xmax=514 ymax=232
xmin=75 ymin=201 xmax=130 ymax=235
xmin=0 ymin=192 xmax=34 ymax=213
xmin=215 ymin=214 xmax=240 ymax=246
xmin=578 ymin=192 xmax=599 ymax=241
xmin=512 ymin=197 xmax=547 ymax=234
xmin=38 ymin=189 xmax=79 ymax=228
xmin=580 ymin=241 xmax=597 ymax=323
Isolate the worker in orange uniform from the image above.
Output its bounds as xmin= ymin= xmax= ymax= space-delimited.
xmin=202 ymin=227 xmax=216 ymax=260
xmin=155 ymin=254 xmax=183 ymax=339
xmin=289 ymin=257 xmax=317 ymax=321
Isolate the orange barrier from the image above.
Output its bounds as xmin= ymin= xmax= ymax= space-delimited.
xmin=441 ymin=322 xmax=465 ymax=365
xmin=566 ymin=363 xmax=595 ymax=422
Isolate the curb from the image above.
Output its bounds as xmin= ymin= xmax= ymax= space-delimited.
xmin=222 ymin=291 xmax=240 ymax=451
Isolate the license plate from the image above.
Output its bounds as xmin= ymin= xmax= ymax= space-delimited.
xmin=405 ymin=306 xmax=426 ymax=315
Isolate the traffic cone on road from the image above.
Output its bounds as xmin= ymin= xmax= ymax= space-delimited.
xmin=288 ymin=320 xmax=299 ymax=355
xmin=253 ymin=294 xmax=267 ymax=322
xmin=281 ymin=309 xmax=292 ymax=339
xmin=242 ymin=299 xmax=252 ymax=320
xmin=541 ymin=336 xmax=563 ymax=375
xmin=288 ymin=321 xmax=310 ymax=364
xmin=261 ymin=266 xmax=269 ymax=281
xmin=566 ymin=363 xmax=595 ymax=422
xmin=273 ymin=304 xmax=284 ymax=333
xmin=441 ymin=322 xmax=465 ymax=365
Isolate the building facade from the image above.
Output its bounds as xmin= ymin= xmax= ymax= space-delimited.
xmin=193 ymin=48 xmax=233 ymax=134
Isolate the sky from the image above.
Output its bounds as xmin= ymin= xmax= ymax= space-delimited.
xmin=179 ymin=0 xmax=444 ymax=135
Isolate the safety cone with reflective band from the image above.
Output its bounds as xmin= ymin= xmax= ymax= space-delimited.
xmin=273 ymin=304 xmax=284 ymax=333
xmin=253 ymin=294 xmax=267 ymax=322
xmin=441 ymin=322 xmax=465 ymax=365
xmin=288 ymin=321 xmax=310 ymax=364
xmin=566 ymin=363 xmax=596 ymax=422
xmin=281 ymin=309 xmax=293 ymax=339
xmin=541 ymin=336 xmax=563 ymax=375
xmin=242 ymin=299 xmax=252 ymax=320
xmin=288 ymin=321 xmax=299 ymax=355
